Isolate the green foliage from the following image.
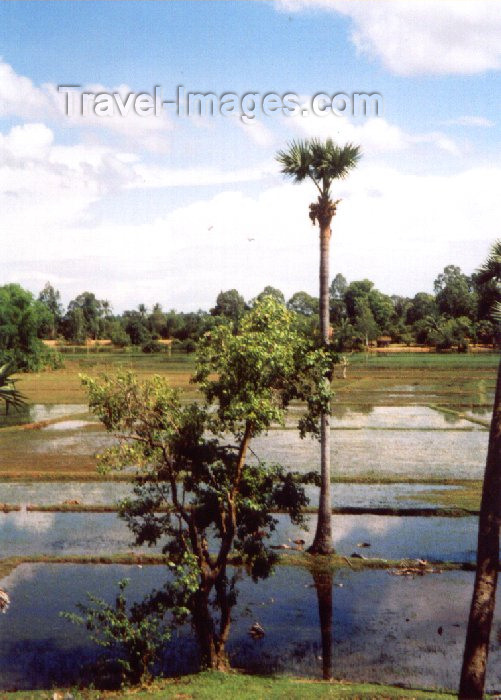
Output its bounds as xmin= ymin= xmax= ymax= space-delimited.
xmin=0 ymin=283 xmax=59 ymax=370
xmin=210 ymin=289 xmax=247 ymax=325
xmin=80 ymin=297 xmax=325 ymax=670
xmin=0 ymin=361 xmax=27 ymax=412
xmin=61 ymin=578 xmax=172 ymax=686
xmin=276 ymin=138 xmax=361 ymax=195
xmin=434 ymin=265 xmax=477 ymax=319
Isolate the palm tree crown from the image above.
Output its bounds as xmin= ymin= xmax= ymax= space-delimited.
xmin=276 ymin=138 xmax=361 ymax=197
xmin=477 ymin=239 xmax=501 ymax=321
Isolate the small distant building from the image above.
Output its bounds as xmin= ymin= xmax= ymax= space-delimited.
xmin=376 ymin=335 xmax=392 ymax=348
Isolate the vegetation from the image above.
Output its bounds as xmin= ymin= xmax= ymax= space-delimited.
xmin=0 ymin=361 xmax=26 ymax=412
xmin=0 ymin=671 xmax=459 ymax=699
xmin=78 ymin=298 xmax=326 ymax=673
xmin=459 ymin=241 xmax=501 ymax=699
xmin=3 ymin=244 xmax=496 ymax=361
xmin=62 ymin=578 xmax=172 ymax=685
xmin=276 ymin=137 xmax=361 ymax=555
xmin=0 ymin=283 xmax=61 ymax=370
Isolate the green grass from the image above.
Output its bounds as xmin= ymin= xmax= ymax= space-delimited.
xmin=0 ymin=670 xmax=458 ymax=699
xmin=402 ymin=482 xmax=483 ymax=511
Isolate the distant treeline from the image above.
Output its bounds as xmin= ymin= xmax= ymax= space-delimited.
xmin=0 ymin=261 xmax=499 ymax=370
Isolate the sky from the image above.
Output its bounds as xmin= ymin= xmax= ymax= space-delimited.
xmin=1 ymin=0 xmax=501 ymax=313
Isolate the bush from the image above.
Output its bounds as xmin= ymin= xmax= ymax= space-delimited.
xmin=61 ymin=578 xmax=171 ymax=687
xmin=141 ymin=339 xmax=163 ymax=354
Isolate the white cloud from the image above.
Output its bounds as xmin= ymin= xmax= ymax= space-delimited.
xmin=0 ymin=60 xmax=173 ymax=152
xmin=6 ymin=163 xmax=497 ymax=310
xmin=441 ymin=116 xmax=495 ymax=127
xmin=277 ymin=0 xmax=501 ymax=76
xmin=289 ymin=113 xmax=460 ymax=156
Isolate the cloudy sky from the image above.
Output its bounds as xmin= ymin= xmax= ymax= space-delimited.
xmin=1 ymin=0 xmax=500 ymax=312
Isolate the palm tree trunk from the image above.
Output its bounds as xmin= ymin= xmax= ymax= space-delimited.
xmin=312 ymin=569 xmax=333 ymax=679
xmin=459 ymin=358 xmax=501 ymax=698
xmin=309 ymin=220 xmax=333 ymax=555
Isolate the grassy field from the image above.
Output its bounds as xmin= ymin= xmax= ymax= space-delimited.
xmin=0 ymin=351 xmax=495 ymax=481
xmin=0 ymin=671 xmax=458 ymax=699
xmin=13 ymin=350 xmax=499 ymax=407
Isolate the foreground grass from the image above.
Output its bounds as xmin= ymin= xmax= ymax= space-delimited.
xmin=0 ymin=671 xmax=458 ymax=699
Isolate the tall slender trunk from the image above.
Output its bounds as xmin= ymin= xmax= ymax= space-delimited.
xmin=312 ymin=569 xmax=333 ymax=680
xmin=309 ymin=217 xmax=333 ymax=554
xmin=459 ymin=358 xmax=501 ymax=699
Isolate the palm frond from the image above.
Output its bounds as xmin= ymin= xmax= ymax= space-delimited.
xmin=476 ymin=239 xmax=501 ymax=285
xmin=276 ymin=139 xmax=313 ymax=183
xmin=276 ymin=138 xmax=361 ymax=196
xmin=0 ymin=361 xmax=27 ymax=413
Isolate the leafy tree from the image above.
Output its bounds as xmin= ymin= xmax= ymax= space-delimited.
xmin=460 ymin=243 xmax=501 ymax=698
xmin=287 ymin=291 xmax=318 ymax=317
xmin=277 ymin=137 xmax=360 ymax=555
xmin=354 ymin=299 xmax=379 ymax=348
xmin=81 ymin=298 xmax=325 ymax=670
xmin=109 ymin=321 xmax=131 ymax=348
xmin=368 ymin=289 xmax=394 ymax=333
xmin=210 ymin=289 xmax=246 ymax=325
xmin=148 ymin=303 xmax=167 ymax=339
xmin=65 ymin=292 xmax=106 ymax=341
xmin=122 ymin=310 xmax=152 ymax=346
xmin=0 ymin=283 xmax=53 ymax=370
xmin=406 ymin=292 xmax=437 ymax=325
xmin=329 ymin=273 xmax=347 ymax=325
xmin=434 ymin=265 xmax=477 ymax=319
xmin=344 ymin=279 xmax=374 ymax=321
xmin=37 ymin=282 xmax=63 ymax=339
xmin=254 ymin=285 xmax=285 ymax=305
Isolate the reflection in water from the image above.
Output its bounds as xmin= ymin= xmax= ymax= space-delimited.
xmin=2 ymin=565 xmax=501 ymax=691
xmin=312 ymin=570 xmax=333 ymax=680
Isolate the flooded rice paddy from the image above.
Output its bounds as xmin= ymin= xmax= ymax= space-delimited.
xmin=1 ymin=564 xmax=501 ymax=692
xmin=0 ymin=511 xmax=480 ymax=562
xmin=0 ymin=404 xmax=489 ymax=478
xmin=0 ymin=395 xmax=494 ymax=692
xmin=0 ymin=480 xmax=455 ymax=508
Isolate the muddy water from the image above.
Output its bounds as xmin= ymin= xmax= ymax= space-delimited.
xmin=0 ymin=481 xmax=454 ymax=509
xmin=0 ymin=404 xmax=88 ymax=428
xmin=0 ymin=404 xmax=488 ymax=478
xmin=0 ymin=564 xmax=500 ymax=692
xmin=0 ymin=511 xmax=478 ymax=563
xmin=251 ymin=429 xmax=488 ymax=479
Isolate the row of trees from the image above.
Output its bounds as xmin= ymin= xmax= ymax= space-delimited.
xmin=3 ymin=257 xmax=495 ymax=364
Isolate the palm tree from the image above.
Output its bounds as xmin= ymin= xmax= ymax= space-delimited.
xmin=0 ymin=361 xmax=26 ymax=414
xmin=276 ymin=138 xmax=361 ymax=554
xmin=459 ymin=240 xmax=501 ymax=699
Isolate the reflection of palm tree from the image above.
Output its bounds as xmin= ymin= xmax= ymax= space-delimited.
xmin=276 ymin=139 xmax=361 ymax=554
xmin=459 ymin=242 xmax=501 ymax=699
xmin=311 ymin=569 xmax=333 ymax=680
xmin=0 ymin=362 xmax=26 ymax=414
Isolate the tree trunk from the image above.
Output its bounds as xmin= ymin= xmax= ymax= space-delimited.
xmin=193 ymin=588 xmax=230 ymax=671
xmin=459 ymin=358 xmax=501 ymax=699
xmin=312 ymin=569 xmax=333 ymax=680
xmin=310 ymin=218 xmax=334 ymax=555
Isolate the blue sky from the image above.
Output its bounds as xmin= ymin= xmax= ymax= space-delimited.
xmin=1 ymin=0 xmax=501 ymax=312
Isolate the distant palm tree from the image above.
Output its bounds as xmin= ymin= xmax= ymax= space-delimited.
xmin=459 ymin=240 xmax=501 ymax=699
xmin=0 ymin=361 xmax=26 ymax=414
xmin=276 ymin=138 xmax=361 ymax=554
xmin=477 ymin=239 xmax=501 ymax=322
